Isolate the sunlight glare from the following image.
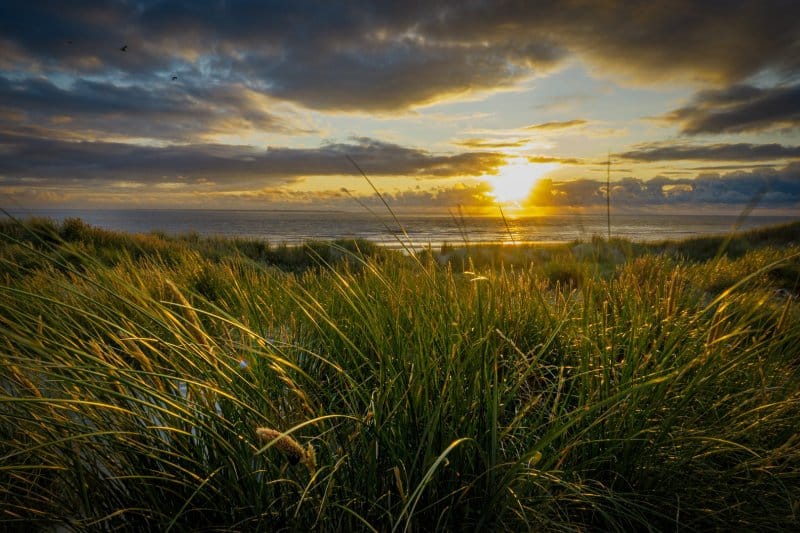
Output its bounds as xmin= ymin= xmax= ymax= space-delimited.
xmin=488 ymin=159 xmax=557 ymax=204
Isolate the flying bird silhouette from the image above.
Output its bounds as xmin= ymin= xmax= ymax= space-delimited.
xmin=171 ymin=76 xmax=178 ymax=80
xmin=119 ymin=44 xmax=127 ymax=52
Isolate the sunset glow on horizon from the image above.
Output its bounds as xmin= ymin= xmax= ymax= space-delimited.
xmin=0 ymin=2 xmax=798 ymax=214
xmin=487 ymin=159 xmax=559 ymax=206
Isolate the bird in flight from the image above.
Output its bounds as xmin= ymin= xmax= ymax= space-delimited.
xmin=119 ymin=44 xmax=128 ymax=52
xmin=171 ymin=75 xmax=178 ymax=81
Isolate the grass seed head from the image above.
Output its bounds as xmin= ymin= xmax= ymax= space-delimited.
xmin=256 ymin=427 xmax=316 ymax=473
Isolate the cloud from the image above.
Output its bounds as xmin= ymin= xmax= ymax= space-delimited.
xmin=662 ymin=83 xmax=800 ymax=134
xmin=688 ymin=163 xmax=784 ymax=171
xmin=618 ymin=142 xmax=800 ymax=162
xmin=0 ymin=75 xmax=311 ymax=141
xmin=0 ymin=133 xmax=506 ymax=190
xmin=0 ymin=2 xmax=558 ymax=112
xmin=455 ymin=138 xmax=531 ymax=149
xmin=527 ymin=156 xmax=584 ymax=165
xmin=4 ymin=181 xmax=500 ymax=211
xmin=419 ymin=1 xmax=800 ymax=85
xmin=1 ymin=1 xmax=797 ymax=114
xmin=379 ymin=182 xmax=495 ymax=209
xmin=524 ymin=119 xmax=587 ymax=131
xmin=525 ymin=164 xmax=800 ymax=208
xmin=247 ymin=40 xmax=544 ymax=112
xmin=1 ymin=1 xmax=798 ymax=214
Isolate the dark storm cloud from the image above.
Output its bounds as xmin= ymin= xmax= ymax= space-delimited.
xmin=619 ymin=142 xmax=800 ymax=162
xmin=1 ymin=1 xmax=798 ymax=114
xmin=0 ymin=75 xmax=308 ymax=140
xmin=526 ymin=165 xmax=800 ymax=208
xmin=249 ymin=40 xmax=539 ymax=112
xmin=663 ymin=84 xmax=800 ymax=134
xmin=0 ymin=1 xmax=556 ymax=112
xmin=418 ymin=1 xmax=800 ymax=84
xmin=0 ymin=1 xmax=172 ymax=74
xmin=0 ymin=133 xmax=505 ymax=188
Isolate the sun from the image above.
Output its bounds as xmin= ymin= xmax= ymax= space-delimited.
xmin=487 ymin=158 xmax=557 ymax=204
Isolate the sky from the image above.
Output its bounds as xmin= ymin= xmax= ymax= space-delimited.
xmin=1 ymin=0 xmax=799 ymax=215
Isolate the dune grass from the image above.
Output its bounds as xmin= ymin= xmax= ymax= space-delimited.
xmin=1 ymin=217 xmax=799 ymax=531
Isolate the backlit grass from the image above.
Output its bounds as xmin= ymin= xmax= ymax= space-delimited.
xmin=1 ymin=217 xmax=799 ymax=531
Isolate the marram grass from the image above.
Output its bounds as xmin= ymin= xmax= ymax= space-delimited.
xmin=1 ymin=217 xmax=799 ymax=531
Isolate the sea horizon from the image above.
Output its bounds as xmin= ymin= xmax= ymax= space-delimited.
xmin=6 ymin=208 xmax=798 ymax=250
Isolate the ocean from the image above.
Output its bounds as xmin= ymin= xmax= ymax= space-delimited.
xmin=5 ymin=209 xmax=799 ymax=249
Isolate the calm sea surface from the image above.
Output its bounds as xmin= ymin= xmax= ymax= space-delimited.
xmin=6 ymin=209 xmax=799 ymax=249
